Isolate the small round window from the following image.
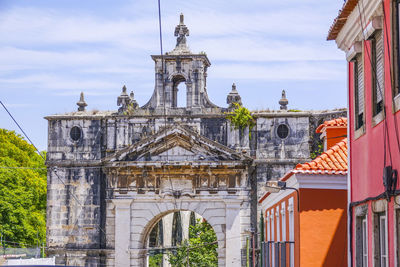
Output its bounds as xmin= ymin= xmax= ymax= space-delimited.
xmin=70 ymin=126 xmax=82 ymax=141
xmin=277 ymin=124 xmax=289 ymax=139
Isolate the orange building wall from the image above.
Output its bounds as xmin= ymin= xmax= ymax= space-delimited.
xmin=299 ymin=188 xmax=347 ymax=267
xmin=325 ymin=127 xmax=347 ymax=150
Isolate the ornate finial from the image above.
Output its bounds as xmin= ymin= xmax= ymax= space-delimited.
xmin=227 ymin=83 xmax=242 ymax=108
xmin=122 ymin=85 xmax=128 ymax=95
xmin=174 ymin=13 xmax=189 ymax=48
xmin=130 ymin=91 xmax=139 ymax=110
xmin=232 ymin=83 xmax=237 ymax=92
xmin=117 ymin=85 xmax=131 ymax=114
xmin=77 ymin=92 xmax=87 ymax=111
xmin=279 ymin=90 xmax=288 ymax=110
xmin=117 ymin=86 xmax=139 ymax=114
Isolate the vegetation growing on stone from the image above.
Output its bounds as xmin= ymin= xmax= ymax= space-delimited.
xmin=0 ymin=129 xmax=46 ymax=247
xmin=226 ymin=102 xmax=256 ymax=139
xmin=310 ymin=141 xmax=324 ymax=159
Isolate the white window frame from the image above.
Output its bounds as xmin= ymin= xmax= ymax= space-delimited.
xmin=288 ymin=197 xmax=294 ymax=267
xmin=267 ymin=211 xmax=270 ymax=241
xmin=271 ymin=208 xmax=275 ymax=267
xmin=281 ymin=202 xmax=286 ymax=241
xmin=395 ymin=205 xmax=400 ymax=267
xmin=276 ymin=208 xmax=280 ymax=242
xmin=271 ymin=208 xmax=275 ymax=241
xmin=379 ymin=214 xmax=388 ymax=267
xmin=362 ymin=216 xmax=368 ymax=267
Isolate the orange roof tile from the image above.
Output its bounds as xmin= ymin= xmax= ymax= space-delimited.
xmin=293 ymin=138 xmax=348 ymax=175
xmin=316 ymin=117 xmax=347 ymax=133
xmin=327 ymin=0 xmax=359 ymax=41
xmin=258 ymin=138 xmax=348 ymax=204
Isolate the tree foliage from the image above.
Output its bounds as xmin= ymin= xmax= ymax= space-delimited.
xmin=226 ymin=103 xmax=256 ymax=139
xmin=167 ymin=219 xmax=218 ymax=267
xmin=148 ymin=252 xmax=163 ymax=267
xmin=0 ymin=129 xmax=46 ymax=246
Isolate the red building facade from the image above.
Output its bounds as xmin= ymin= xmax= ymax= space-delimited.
xmin=329 ymin=0 xmax=400 ymax=266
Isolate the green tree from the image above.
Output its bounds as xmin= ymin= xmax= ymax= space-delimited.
xmin=168 ymin=219 xmax=218 ymax=267
xmin=148 ymin=252 xmax=163 ymax=267
xmin=0 ymin=129 xmax=46 ymax=247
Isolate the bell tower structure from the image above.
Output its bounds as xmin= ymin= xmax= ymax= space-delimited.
xmin=143 ymin=14 xmax=218 ymax=110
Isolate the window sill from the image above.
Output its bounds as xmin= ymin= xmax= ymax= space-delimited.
xmin=354 ymin=125 xmax=365 ymax=140
xmin=372 ymin=111 xmax=385 ymax=127
xmin=394 ymin=93 xmax=400 ymax=113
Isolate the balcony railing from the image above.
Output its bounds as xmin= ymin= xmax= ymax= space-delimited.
xmin=261 ymin=241 xmax=294 ymax=267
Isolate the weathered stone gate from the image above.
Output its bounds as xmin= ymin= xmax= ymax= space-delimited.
xmin=103 ymin=125 xmax=253 ymax=266
xmin=45 ymin=14 xmax=346 ymax=266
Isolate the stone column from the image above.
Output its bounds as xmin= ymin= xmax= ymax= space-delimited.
xmin=181 ymin=211 xmax=191 ymax=241
xmin=162 ymin=213 xmax=174 ymax=267
xmin=227 ymin=121 xmax=240 ymax=149
xmin=186 ymin=81 xmax=193 ymax=108
xmin=112 ymin=198 xmax=133 ymax=267
xmin=225 ymin=201 xmax=242 ymax=266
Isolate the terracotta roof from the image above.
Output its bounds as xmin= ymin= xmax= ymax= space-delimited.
xmin=316 ymin=117 xmax=347 ymax=133
xmin=327 ymin=0 xmax=359 ymax=41
xmin=259 ymin=132 xmax=348 ymax=204
xmin=289 ymin=138 xmax=348 ymax=179
xmin=258 ymin=138 xmax=348 ymax=204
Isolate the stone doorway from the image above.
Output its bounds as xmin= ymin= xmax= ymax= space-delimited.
xmin=103 ymin=124 xmax=253 ymax=266
xmin=146 ymin=210 xmax=218 ymax=266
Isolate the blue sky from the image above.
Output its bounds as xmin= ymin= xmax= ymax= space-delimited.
xmin=0 ymin=0 xmax=346 ymax=150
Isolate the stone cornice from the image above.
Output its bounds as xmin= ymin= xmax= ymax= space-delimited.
xmin=151 ymin=54 xmax=211 ymax=66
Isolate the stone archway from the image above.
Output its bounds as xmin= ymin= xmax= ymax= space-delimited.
xmin=111 ymin=196 xmax=244 ymax=267
xmin=104 ymin=124 xmax=253 ymax=267
xmin=130 ymin=200 xmax=227 ymax=266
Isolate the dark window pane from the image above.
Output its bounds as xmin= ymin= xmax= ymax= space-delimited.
xmin=277 ymin=124 xmax=289 ymax=139
xmin=70 ymin=126 xmax=82 ymax=141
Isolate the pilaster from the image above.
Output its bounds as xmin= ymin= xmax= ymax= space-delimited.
xmin=225 ymin=201 xmax=242 ymax=266
xmin=112 ymin=198 xmax=133 ymax=267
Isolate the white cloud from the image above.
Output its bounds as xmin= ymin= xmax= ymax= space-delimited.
xmin=0 ymin=47 xmax=108 ymax=70
xmin=0 ymin=7 xmax=153 ymax=44
xmin=0 ymin=74 xmax=119 ymax=95
xmin=192 ymin=38 xmax=343 ymax=62
xmin=212 ymin=61 xmax=345 ymax=81
xmin=0 ymin=2 xmax=346 ymax=96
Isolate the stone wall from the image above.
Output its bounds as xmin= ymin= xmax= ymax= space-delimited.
xmin=45 ymin=108 xmax=346 ymax=266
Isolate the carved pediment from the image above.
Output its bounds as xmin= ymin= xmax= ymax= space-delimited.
xmin=104 ymin=124 xmax=251 ymax=163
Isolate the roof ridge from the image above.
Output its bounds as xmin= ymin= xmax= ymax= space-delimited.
xmin=293 ymin=138 xmax=348 ymax=173
xmin=316 ymin=117 xmax=347 ymax=133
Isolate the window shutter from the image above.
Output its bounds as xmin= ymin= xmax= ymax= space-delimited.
xmin=357 ymin=54 xmax=364 ymax=115
xmin=376 ymin=31 xmax=384 ymax=103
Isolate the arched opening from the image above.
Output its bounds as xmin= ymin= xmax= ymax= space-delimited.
xmin=146 ymin=210 xmax=218 ymax=267
xmin=172 ymin=75 xmax=186 ymax=108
